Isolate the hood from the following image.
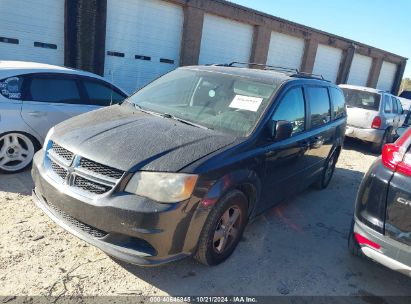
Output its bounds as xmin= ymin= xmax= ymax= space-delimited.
xmin=52 ymin=103 xmax=236 ymax=172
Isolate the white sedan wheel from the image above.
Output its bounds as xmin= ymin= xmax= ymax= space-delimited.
xmin=0 ymin=133 xmax=35 ymax=173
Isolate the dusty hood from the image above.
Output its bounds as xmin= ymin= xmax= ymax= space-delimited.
xmin=52 ymin=103 xmax=236 ymax=172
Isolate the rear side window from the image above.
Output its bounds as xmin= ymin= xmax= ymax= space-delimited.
xmin=307 ymin=87 xmax=331 ymax=128
xmin=384 ymin=95 xmax=392 ymax=113
xmin=272 ymin=87 xmax=305 ymax=135
xmin=82 ymin=80 xmax=125 ymax=106
xmin=395 ymin=98 xmax=403 ymax=114
xmin=342 ymin=88 xmax=381 ymax=111
xmin=392 ymin=97 xmax=399 ymax=113
xmin=329 ymin=88 xmax=346 ymax=120
xmin=0 ymin=76 xmax=23 ymax=100
xmin=28 ymin=78 xmax=82 ymax=104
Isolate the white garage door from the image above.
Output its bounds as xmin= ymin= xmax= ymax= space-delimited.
xmin=0 ymin=0 xmax=64 ymax=66
xmin=199 ymin=14 xmax=253 ymax=65
xmin=377 ymin=61 xmax=397 ymax=92
xmin=313 ymin=44 xmax=343 ymax=83
xmin=104 ymin=0 xmax=184 ymax=94
xmin=266 ymin=32 xmax=305 ymax=70
xmin=347 ymin=54 xmax=372 ymax=86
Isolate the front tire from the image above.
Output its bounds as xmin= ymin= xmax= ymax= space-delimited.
xmin=0 ymin=132 xmax=38 ymax=174
xmin=194 ymin=190 xmax=248 ymax=266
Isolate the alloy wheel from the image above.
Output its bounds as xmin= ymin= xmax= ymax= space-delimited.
xmin=0 ymin=133 xmax=35 ymax=172
xmin=213 ymin=205 xmax=242 ymax=254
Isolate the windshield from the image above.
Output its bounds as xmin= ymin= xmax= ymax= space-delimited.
xmin=342 ymin=88 xmax=381 ymax=111
xmin=126 ymin=68 xmax=278 ymax=137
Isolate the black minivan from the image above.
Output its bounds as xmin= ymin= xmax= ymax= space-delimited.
xmin=32 ymin=64 xmax=347 ymax=266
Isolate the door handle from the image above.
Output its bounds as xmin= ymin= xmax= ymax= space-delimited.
xmin=298 ymin=141 xmax=310 ymax=149
xmin=310 ymin=136 xmax=325 ymax=148
xmin=27 ymin=111 xmax=43 ymax=117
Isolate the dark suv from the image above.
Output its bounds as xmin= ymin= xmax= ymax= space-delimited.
xmin=349 ymin=127 xmax=411 ymax=277
xmin=32 ymin=64 xmax=347 ymax=266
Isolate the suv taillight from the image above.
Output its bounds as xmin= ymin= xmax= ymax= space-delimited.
xmin=382 ymin=128 xmax=411 ymax=177
xmin=371 ymin=116 xmax=381 ymax=129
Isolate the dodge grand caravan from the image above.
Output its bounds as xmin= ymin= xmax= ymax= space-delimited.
xmin=32 ymin=64 xmax=347 ymax=266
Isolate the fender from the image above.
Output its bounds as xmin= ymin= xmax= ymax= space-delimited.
xmin=199 ymin=168 xmax=262 ymax=214
xmin=181 ymin=168 xmax=262 ymax=254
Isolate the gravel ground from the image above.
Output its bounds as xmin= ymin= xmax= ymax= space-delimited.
xmin=0 ymin=138 xmax=410 ymax=298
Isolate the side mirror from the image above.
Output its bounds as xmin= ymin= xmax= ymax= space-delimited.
xmin=268 ymin=120 xmax=293 ymax=141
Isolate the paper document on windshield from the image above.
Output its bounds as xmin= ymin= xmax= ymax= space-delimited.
xmin=229 ymin=95 xmax=263 ymax=112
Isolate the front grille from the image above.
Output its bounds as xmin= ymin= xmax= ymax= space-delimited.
xmin=73 ymin=175 xmax=112 ymax=195
xmin=50 ymin=160 xmax=67 ymax=180
xmin=79 ymin=158 xmax=124 ymax=180
xmin=52 ymin=143 xmax=74 ymax=163
xmin=46 ymin=200 xmax=107 ymax=239
xmin=46 ymin=143 xmax=124 ymax=197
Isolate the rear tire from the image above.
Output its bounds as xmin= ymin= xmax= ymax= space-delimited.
xmin=371 ymin=128 xmax=392 ymax=154
xmin=194 ymin=190 xmax=248 ymax=266
xmin=314 ymin=148 xmax=339 ymax=190
xmin=0 ymin=132 xmax=40 ymax=174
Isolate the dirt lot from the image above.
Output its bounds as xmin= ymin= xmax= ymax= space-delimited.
xmin=1 ymin=139 xmax=410 ymax=298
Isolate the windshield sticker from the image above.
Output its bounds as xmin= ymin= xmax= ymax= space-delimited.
xmin=229 ymin=95 xmax=263 ymax=112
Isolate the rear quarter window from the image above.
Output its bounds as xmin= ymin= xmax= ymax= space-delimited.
xmin=329 ymin=88 xmax=346 ymax=120
xmin=0 ymin=76 xmax=23 ymax=100
xmin=306 ymin=87 xmax=331 ymax=128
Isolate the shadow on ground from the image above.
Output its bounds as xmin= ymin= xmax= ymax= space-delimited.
xmin=343 ymin=138 xmax=379 ymax=157
xmin=0 ymin=170 xmax=33 ymax=195
xmin=113 ymin=166 xmax=411 ymax=296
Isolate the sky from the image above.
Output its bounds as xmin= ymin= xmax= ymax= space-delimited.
xmin=229 ymin=0 xmax=411 ymax=79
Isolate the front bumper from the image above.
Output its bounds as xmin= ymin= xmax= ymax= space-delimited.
xmin=354 ymin=218 xmax=411 ymax=277
xmin=31 ymin=151 xmax=209 ymax=266
xmin=345 ymin=125 xmax=384 ymax=143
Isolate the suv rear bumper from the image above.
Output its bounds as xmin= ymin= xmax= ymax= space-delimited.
xmin=354 ymin=218 xmax=411 ymax=277
xmin=31 ymin=151 xmax=209 ymax=266
xmin=345 ymin=125 xmax=384 ymax=143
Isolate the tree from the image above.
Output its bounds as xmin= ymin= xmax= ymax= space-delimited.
xmin=400 ymin=78 xmax=411 ymax=92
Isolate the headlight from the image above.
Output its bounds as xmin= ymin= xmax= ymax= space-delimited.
xmin=125 ymin=172 xmax=198 ymax=203
xmin=43 ymin=127 xmax=55 ymax=148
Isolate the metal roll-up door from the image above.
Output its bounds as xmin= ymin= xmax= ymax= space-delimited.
xmin=0 ymin=0 xmax=64 ymax=66
xmin=377 ymin=61 xmax=397 ymax=92
xmin=104 ymin=0 xmax=184 ymax=94
xmin=266 ymin=32 xmax=305 ymax=70
xmin=199 ymin=14 xmax=253 ymax=65
xmin=347 ymin=54 xmax=372 ymax=86
xmin=313 ymin=44 xmax=343 ymax=83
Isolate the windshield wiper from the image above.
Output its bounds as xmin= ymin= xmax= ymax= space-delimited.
xmin=161 ymin=113 xmax=210 ymax=130
xmin=132 ymin=103 xmax=210 ymax=130
xmin=133 ymin=103 xmax=164 ymax=117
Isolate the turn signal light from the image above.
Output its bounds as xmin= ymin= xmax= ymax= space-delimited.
xmin=354 ymin=233 xmax=381 ymax=250
xmin=371 ymin=116 xmax=381 ymax=129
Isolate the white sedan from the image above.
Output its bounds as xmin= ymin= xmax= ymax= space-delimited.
xmin=0 ymin=61 xmax=128 ymax=173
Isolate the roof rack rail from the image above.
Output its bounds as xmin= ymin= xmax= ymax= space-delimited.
xmin=210 ymin=62 xmax=328 ymax=81
xmin=290 ymin=72 xmax=327 ymax=81
xmin=227 ymin=62 xmax=299 ymax=74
